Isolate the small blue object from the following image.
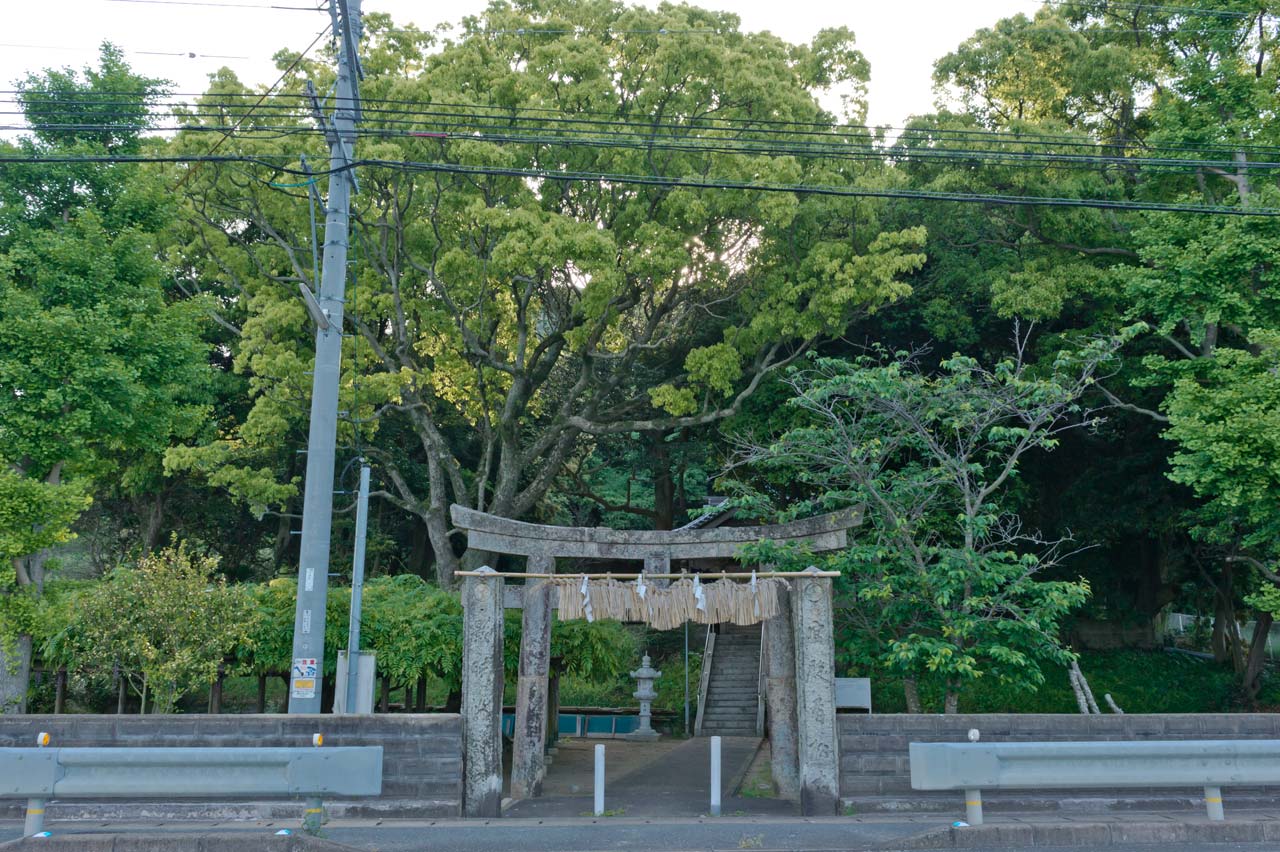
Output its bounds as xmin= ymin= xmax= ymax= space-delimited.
xmin=275 ymin=829 xmax=293 ymax=835
xmin=31 ymin=832 xmax=52 ymax=838
xmin=952 ymin=821 xmax=969 ymax=828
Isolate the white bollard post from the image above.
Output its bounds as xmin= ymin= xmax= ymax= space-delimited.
xmin=593 ymin=744 xmax=605 ymax=816
xmin=1205 ymin=786 xmax=1225 ymax=821
xmin=710 ymin=735 xmax=722 ymax=816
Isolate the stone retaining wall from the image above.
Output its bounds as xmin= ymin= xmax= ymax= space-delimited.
xmin=0 ymin=713 xmax=462 ymax=816
xmin=839 ymin=713 xmax=1280 ymax=796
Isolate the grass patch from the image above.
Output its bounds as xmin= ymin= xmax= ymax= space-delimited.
xmin=738 ymin=752 xmax=776 ymax=799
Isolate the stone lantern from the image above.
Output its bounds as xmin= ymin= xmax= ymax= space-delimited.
xmin=626 ymin=654 xmax=662 ymax=741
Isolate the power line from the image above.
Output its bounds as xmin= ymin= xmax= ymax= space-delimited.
xmin=1036 ymin=0 xmax=1270 ymax=20
xmin=172 ymin=26 xmax=329 ymax=189
xmin=0 ymin=43 xmax=249 ymax=59
xmin=10 ymin=98 xmax=1280 ymax=164
xmin=368 ymin=158 xmax=1280 ymax=216
xmin=9 ymin=107 xmax=1280 ymax=176
xmin=9 ymin=89 xmax=1280 ymax=159
xmin=1 ymin=151 xmax=1273 ymax=216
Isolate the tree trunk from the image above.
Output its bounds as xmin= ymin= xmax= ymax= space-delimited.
xmin=208 ymin=665 xmax=225 ymax=714
xmin=415 ymin=677 xmax=426 ymax=712
xmin=651 ymin=433 xmax=674 ymax=531
xmin=273 ymin=511 xmax=295 ymax=566
xmin=0 ymin=636 xmax=32 ymax=715
xmin=141 ymin=492 xmax=166 ymax=553
xmin=943 ymin=689 xmax=959 ymax=715
xmin=1068 ymin=665 xmax=1090 ymax=714
xmin=408 ymin=519 xmax=431 ymax=578
xmin=54 ymin=667 xmax=67 ymax=714
xmin=1242 ymin=611 xmax=1274 ymax=704
xmin=256 ymin=674 xmax=268 ymax=713
xmin=380 ymin=676 xmax=390 ymax=713
xmin=903 ymin=677 xmax=922 ymax=714
xmin=1208 ymin=559 xmax=1240 ymax=666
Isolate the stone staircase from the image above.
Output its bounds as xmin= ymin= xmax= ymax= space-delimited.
xmin=698 ymin=623 xmax=761 ymax=737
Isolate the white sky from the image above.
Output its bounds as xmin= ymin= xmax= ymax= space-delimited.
xmin=3 ymin=0 xmax=1034 ymax=128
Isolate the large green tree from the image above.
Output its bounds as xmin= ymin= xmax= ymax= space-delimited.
xmin=730 ymin=329 xmax=1128 ymax=712
xmin=874 ymin=2 xmax=1280 ymax=677
xmin=167 ymin=0 xmax=926 ymax=586
xmin=0 ymin=46 xmax=211 ymax=711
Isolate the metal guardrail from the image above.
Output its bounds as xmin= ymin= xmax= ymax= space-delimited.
xmin=910 ymin=739 xmax=1280 ymax=824
xmin=0 ymin=737 xmax=382 ymax=836
xmin=693 ymin=625 xmax=715 ymax=736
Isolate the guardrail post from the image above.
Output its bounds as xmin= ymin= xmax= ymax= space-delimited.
xmin=24 ymin=798 xmax=46 ymax=836
xmin=1205 ymin=786 xmax=1224 ymax=821
xmin=302 ymin=796 xmax=324 ymax=833
xmin=710 ymin=736 xmax=722 ymax=816
xmin=593 ymin=744 xmax=605 ymax=816
xmin=964 ymin=788 xmax=983 ymax=826
xmin=25 ymin=731 xmax=50 ymax=835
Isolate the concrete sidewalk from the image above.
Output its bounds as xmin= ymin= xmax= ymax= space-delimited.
xmin=506 ymin=735 xmax=794 ymax=818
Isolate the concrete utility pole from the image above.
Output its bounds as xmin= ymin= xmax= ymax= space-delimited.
xmin=288 ymin=0 xmax=363 ymax=714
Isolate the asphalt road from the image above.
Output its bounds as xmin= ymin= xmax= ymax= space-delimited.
xmin=0 ymin=817 xmax=932 ymax=851
xmin=5 ymin=818 xmax=1280 ymax=852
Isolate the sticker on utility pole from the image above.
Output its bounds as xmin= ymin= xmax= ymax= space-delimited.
xmin=291 ymin=658 xmax=317 ymax=699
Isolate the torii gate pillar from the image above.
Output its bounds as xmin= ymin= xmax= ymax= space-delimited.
xmin=792 ymin=567 xmax=839 ymax=814
xmin=511 ymin=557 xmax=555 ymax=799
xmin=462 ymin=567 xmax=505 ymax=817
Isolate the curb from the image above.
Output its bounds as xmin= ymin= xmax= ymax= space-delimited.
xmin=0 ymin=832 xmax=361 ymax=851
xmin=881 ymin=818 xmax=1280 ymax=848
xmin=0 ymin=800 xmax=454 ymax=822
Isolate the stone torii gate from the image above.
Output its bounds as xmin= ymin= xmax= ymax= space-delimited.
xmin=453 ymin=505 xmax=860 ymax=818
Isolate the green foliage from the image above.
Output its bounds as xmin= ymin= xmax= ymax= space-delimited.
xmin=0 ymin=47 xmax=212 ymax=602
xmin=48 ymin=542 xmax=246 ymax=713
xmin=733 ymin=337 xmax=1129 ymax=709
xmin=361 ymin=576 xmax=463 ymax=691
xmin=167 ymin=0 xmax=926 ymax=584
xmin=1164 ymin=339 xmax=1280 ymax=553
xmin=0 ymin=472 xmax=90 ymax=579
xmin=551 ymin=618 xmax=636 ymax=681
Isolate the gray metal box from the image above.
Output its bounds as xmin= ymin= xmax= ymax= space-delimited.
xmin=333 ymin=651 xmax=376 ymax=714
